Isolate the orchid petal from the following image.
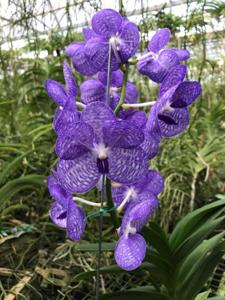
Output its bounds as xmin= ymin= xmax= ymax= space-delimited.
xmin=115 ymin=233 xmax=147 ymax=271
xmin=57 ymin=152 xmax=100 ymax=194
xmin=148 ymin=28 xmax=171 ymax=53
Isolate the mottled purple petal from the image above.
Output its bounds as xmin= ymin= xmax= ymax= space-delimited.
xmin=92 ymin=9 xmax=123 ymax=38
xmin=53 ymin=106 xmax=80 ymax=135
xmin=158 ymin=107 xmax=190 ymax=137
xmin=118 ymin=20 xmax=140 ymax=62
xmin=137 ymin=55 xmax=155 ymax=78
xmin=158 ymin=49 xmax=179 ymax=67
xmin=171 ymin=48 xmax=190 ymax=60
xmin=125 ymin=82 xmax=139 ymax=103
xmin=148 ymin=28 xmax=171 ymax=53
xmin=138 ymin=49 xmax=179 ymax=83
xmin=159 ymin=64 xmax=187 ymax=97
xmin=85 ymin=37 xmax=119 ymax=72
xmin=80 ymin=79 xmax=105 ymax=104
xmin=108 ymin=147 xmax=148 ymax=184
xmin=47 ymin=176 xmax=70 ymax=208
xmin=147 ymin=85 xmax=176 ymax=136
xmin=66 ymin=199 xmax=86 ymax=241
xmin=115 ymin=233 xmax=146 ymax=271
xmin=81 ymin=102 xmax=116 ymax=141
xmin=171 ymin=81 xmax=202 ymax=108
xmin=69 ymin=42 xmax=98 ymax=76
xmin=55 ymin=122 xmax=94 ymax=160
xmin=50 ymin=202 xmax=67 ymax=228
xmin=65 ymin=41 xmax=84 ymax=57
xmin=63 ymin=61 xmax=78 ymax=98
xmin=111 ymin=182 xmax=126 ymax=207
xmin=103 ymin=122 xmax=144 ymax=149
xmin=98 ymin=70 xmax=123 ymax=87
xmin=45 ymin=80 xmax=67 ymax=106
xmin=144 ymin=169 xmax=164 ymax=196
xmin=125 ymin=111 xmax=147 ymax=128
xmin=82 ymin=27 xmax=98 ymax=40
xmin=57 ymin=152 xmax=100 ymax=194
xmin=140 ymin=128 xmax=161 ymax=159
xmin=121 ymin=194 xmax=158 ymax=233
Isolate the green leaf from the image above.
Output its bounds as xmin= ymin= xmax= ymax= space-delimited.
xmin=170 ymin=199 xmax=225 ymax=250
xmin=0 ymin=204 xmax=30 ymax=216
xmin=72 ymin=242 xmax=115 ymax=252
xmin=0 ymin=175 xmax=46 ymax=208
xmin=0 ymin=150 xmax=33 ymax=184
xmin=195 ymin=291 xmax=211 ymax=300
xmin=143 ymin=222 xmax=172 ymax=261
xmin=74 ymin=258 xmax=171 ymax=289
xmin=90 ymin=286 xmax=169 ymax=300
xmin=74 ymin=263 xmax=145 ymax=281
xmin=0 ymin=143 xmax=27 ymax=153
xmin=176 ymin=233 xmax=225 ymax=300
xmin=181 ymin=248 xmax=225 ymax=300
xmin=208 ymin=298 xmax=225 ymax=300
xmin=173 ymin=215 xmax=225 ymax=263
xmin=28 ymin=123 xmax=53 ymax=142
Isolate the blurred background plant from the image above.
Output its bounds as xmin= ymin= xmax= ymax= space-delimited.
xmin=0 ymin=0 xmax=225 ymax=299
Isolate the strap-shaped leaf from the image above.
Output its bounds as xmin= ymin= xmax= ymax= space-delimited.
xmin=73 ymin=263 xmax=146 ymax=281
xmin=0 ymin=150 xmax=33 ymax=184
xmin=209 ymin=296 xmax=225 ymax=300
xmin=72 ymin=242 xmax=115 ymax=252
xmin=194 ymin=291 xmax=210 ymax=300
xmin=74 ymin=261 xmax=169 ymax=287
xmin=90 ymin=285 xmax=169 ymax=300
xmin=143 ymin=222 xmax=172 ymax=261
xmin=176 ymin=234 xmax=225 ymax=300
xmin=180 ymin=248 xmax=225 ymax=300
xmin=172 ymin=215 xmax=225 ymax=263
xmin=0 ymin=175 xmax=46 ymax=208
xmin=170 ymin=199 xmax=225 ymax=250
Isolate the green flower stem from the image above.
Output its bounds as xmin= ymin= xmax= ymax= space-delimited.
xmin=114 ymin=64 xmax=129 ymax=115
xmin=96 ymin=175 xmax=106 ymax=300
xmin=119 ymin=0 xmax=125 ymax=16
xmin=106 ymin=178 xmax=119 ymax=229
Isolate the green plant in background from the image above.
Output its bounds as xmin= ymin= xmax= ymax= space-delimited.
xmin=0 ymin=0 xmax=225 ymax=299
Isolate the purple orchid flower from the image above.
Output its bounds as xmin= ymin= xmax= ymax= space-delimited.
xmin=114 ymin=193 xmax=157 ymax=271
xmin=112 ymin=169 xmax=164 ymax=210
xmin=47 ymin=175 xmax=86 ymax=240
xmin=112 ymin=170 xmax=163 ymax=271
xmin=137 ymin=28 xmax=190 ymax=83
xmin=55 ymin=102 xmax=148 ymax=194
xmin=147 ymin=65 xmax=202 ymax=137
xmin=45 ymin=8 xmax=202 ymax=273
xmin=66 ymin=9 xmax=139 ymax=75
xmin=45 ymin=61 xmax=79 ymax=135
xmin=80 ymin=70 xmax=138 ymax=118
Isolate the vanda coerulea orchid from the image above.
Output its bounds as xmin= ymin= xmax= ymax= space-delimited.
xmin=45 ymin=8 xmax=201 ymax=272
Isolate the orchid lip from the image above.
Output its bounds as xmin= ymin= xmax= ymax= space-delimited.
xmin=160 ymin=101 xmax=175 ymax=114
xmin=97 ymin=158 xmax=109 ymax=174
xmin=58 ymin=211 xmax=67 ymax=220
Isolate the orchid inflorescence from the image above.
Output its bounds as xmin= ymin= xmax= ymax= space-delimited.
xmin=45 ymin=8 xmax=201 ymax=271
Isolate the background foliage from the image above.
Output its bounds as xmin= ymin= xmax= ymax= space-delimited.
xmin=0 ymin=0 xmax=225 ymax=299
